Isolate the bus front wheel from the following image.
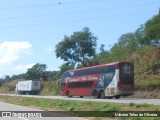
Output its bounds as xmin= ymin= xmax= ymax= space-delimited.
xmin=66 ymin=91 xmax=72 ymax=97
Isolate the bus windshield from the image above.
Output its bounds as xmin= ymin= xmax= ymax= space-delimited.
xmin=119 ymin=63 xmax=134 ymax=84
xmin=61 ymin=83 xmax=66 ymax=88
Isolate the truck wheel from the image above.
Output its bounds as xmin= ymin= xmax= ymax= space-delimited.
xmin=115 ymin=95 xmax=120 ymax=99
xmin=26 ymin=92 xmax=30 ymax=95
xmin=106 ymin=96 xmax=113 ymax=99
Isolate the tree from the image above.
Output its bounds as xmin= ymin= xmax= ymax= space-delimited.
xmin=10 ymin=74 xmax=26 ymax=80
xmin=135 ymin=25 xmax=147 ymax=45
xmin=135 ymin=13 xmax=160 ymax=47
xmin=0 ymin=78 xmax=3 ymax=86
xmin=118 ymin=33 xmax=139 ymax=54
xmin=99 ymin=44 xmax=105 ymax=52
xmin=145 ymin=13 xmax=160 ymax=48
xmin=55 ymin=27 xmax=97 ymax=67
xmin=4 ymin=75 xmax=11 ymax=82
xmin=59 ymin=63 xmax=74 ymax=75
xmin=110 ymin=33 xmax=138 ymax=61
xmin=94 ymin=50 xmax=111 ymax=64
xmin=25 ymin=63 xmax=48 ymax=80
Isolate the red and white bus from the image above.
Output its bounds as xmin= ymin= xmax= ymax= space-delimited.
xmin=60 ymin=62 xmax=134 ymax=99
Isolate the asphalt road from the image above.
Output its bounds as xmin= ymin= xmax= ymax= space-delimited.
xmin=0 ymin=102 xmax=81 ymax=120
xmin=0 ymin=94 xmax=160 ymax=105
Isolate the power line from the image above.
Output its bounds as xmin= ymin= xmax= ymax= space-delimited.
xmin=0 ymin=10 xmax=155 ymax=30
xmin=0 ymin=2 xmax=158 ymax=21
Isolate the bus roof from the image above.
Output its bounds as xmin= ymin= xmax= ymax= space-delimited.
xmin=68 ymin=62 xmax=120 ymax=72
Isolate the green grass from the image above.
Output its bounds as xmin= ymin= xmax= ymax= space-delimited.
xmin=135 ymin=103 xmax=151 ymax=108
xmin=0 ymin=96 xmax=122 ymax=112
xmin=0 ymin=96 xmax=159 ymax=118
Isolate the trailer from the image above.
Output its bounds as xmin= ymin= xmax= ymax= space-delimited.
xmin=15 ymin=80 xmax=41 ymax=95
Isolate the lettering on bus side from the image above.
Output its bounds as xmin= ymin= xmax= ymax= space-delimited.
xmin=68 ymin=74 xmax=100 ymax=82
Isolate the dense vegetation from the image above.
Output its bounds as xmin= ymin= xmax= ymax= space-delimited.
xmin=0 ymin=12 xmax=160 ymax=92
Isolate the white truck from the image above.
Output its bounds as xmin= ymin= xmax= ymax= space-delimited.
xmin=15 ymin=80 xmax=41 ymax=95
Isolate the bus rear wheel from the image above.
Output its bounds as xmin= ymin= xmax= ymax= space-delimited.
xmin=93 ymin=90 xmax=98 ymax=98
xmin=99 ymin=90 xmax=105 ymax=99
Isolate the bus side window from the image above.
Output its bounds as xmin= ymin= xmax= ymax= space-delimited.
xmin=68 ymin=81 xmax=93 ymax=88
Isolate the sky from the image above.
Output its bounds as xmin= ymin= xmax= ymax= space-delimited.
xmin=0 ymin=0 xmax=160 ymax=77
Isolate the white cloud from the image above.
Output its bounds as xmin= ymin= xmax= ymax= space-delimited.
xmin=0 ymin=41 xmax=32 ymax=65
xmin=46 ymin=46 xmax=53 ymax=52
xmin=14 ymin=63 xmax=34 ymax=73
xmin=0 ymin=41 xmax=32 ymax=77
